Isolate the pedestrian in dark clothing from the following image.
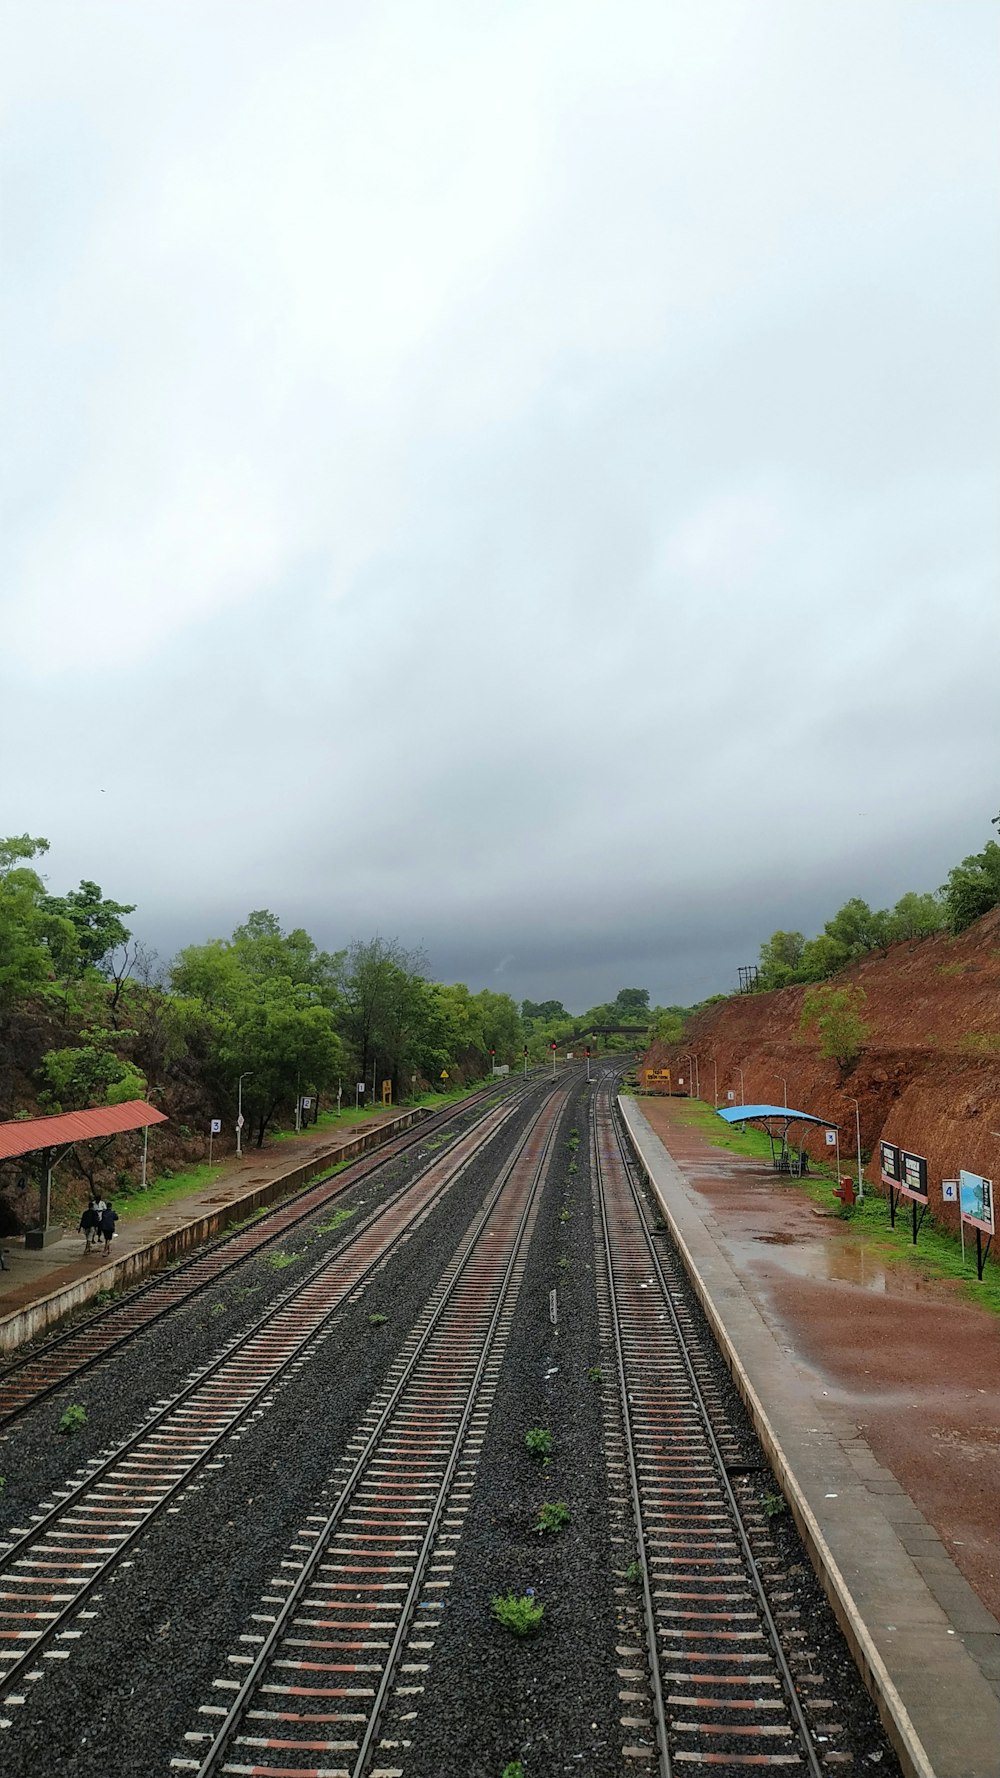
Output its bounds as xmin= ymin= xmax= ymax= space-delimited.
xmin=78 ymin=1204 xmax=100 ymax=1254
xmin=98 ymin=1202 xmax=118 ymax=1253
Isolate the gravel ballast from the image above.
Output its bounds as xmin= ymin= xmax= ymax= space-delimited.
xmin=0 ymin=1074 xmax=907 ymax=1777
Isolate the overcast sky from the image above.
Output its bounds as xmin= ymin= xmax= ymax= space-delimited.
xmin=2 ymin=1 xmax=997 ymax=1010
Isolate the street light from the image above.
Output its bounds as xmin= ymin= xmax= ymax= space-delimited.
xmin=847 ymin=1096 xmax=864 ymax=1200
xmin=776 ymin=1076 xmax=788 ymax=1107
xmin=236 ymin=1072 xmax=254 ymax=1159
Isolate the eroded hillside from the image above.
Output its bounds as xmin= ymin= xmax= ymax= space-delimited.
xmin=643 ymin=907 xmax=1000 ymax=1221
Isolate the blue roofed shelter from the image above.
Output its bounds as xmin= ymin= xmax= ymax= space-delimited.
xmin=715 ymin=1103 xmax=839 ymax=1174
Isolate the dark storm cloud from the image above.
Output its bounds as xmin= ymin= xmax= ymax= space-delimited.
xmin=2 ymin=1 xmax=997 ymax=1010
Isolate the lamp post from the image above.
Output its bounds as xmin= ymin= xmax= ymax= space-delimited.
xmin=777 ymin=1076 xmax=788 ymax=1108
xmin=712 ymin=1057 xmax=718 ymax=1107
xmin=847 ymin=1096 xmax=864 ymax=1200
xmin=236 ymin=1072 xmax=253 ymax=1159
xmin=738 ymin=1065 xmax=745 ymax=1104
xmin=684 ymin=1055 xmax=694 ymax=1099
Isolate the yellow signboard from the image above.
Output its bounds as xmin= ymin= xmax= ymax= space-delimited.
xmin=381 ymin=1079 xmax=392 ymax=1105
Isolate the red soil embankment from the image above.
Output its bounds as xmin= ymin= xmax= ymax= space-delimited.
xmin=645 ymin=908 xmax=1000 ymax=1221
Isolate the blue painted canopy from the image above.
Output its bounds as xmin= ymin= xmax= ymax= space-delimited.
xmin=716 ymin=1104 xmax=839 ymax=1127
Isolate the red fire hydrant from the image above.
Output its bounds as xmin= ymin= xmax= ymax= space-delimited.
xmin=832 ymin=1177 xmax=856 ymax=1208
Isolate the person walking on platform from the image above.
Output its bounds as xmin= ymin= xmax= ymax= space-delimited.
xmin=98 ymin=1200 xmax=118 ymax=1253
xmin=78 ymin=1203 xmax=100 ymax=1254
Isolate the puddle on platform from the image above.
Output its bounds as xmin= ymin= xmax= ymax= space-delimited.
xmin=736 ymin=1230 xmax=931 ymax=1295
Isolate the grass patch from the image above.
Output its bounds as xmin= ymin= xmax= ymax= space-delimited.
xmin=369 ymin=1311 xmax=389 ymax=1326
xmin=58 ymin=1404 xmax=88 ymax=1434
xmin=666 ymin=1096 xmax=1000 ymax=1314
xmin=267 ymin=1251 xmax=296 ymax=1270
xmin=315 ymin=1206 xmax=358 ymax=1235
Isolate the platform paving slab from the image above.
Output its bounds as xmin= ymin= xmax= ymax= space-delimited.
xmin=620 ymin=1095 xmax=1000 ymax=1778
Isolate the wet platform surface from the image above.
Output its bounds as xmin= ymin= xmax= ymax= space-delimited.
xmin=622 ymin=1094 xmax=1000 ymax=1778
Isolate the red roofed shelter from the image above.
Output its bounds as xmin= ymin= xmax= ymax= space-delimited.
xmin=0 ymin=1101 xmax=168 ymax=1247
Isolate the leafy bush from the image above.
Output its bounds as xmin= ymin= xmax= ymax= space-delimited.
xmin=58 ymin=1404 xmax=88 ymax=1434
xmin=535 ymin=1501 xmax=571 ymax=1535
xmin=524 ymin=1427 xmax=553 ymax=1460
xmin=491 ymin=1592 xmax=544 ymax=1636
xmin=800 ymin=984 xmax=869 ymax=1068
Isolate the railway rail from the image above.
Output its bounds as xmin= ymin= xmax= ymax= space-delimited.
xmin=0 ymin=1085 xmax=546 ymax=1711
xmin=170 ymin=1084 xmax=566 ymax=1776
xmin=593 ymin=1074 xmax=827 ymax=1777
xmin=0 ymin=1079 xmax=529 ymax=1430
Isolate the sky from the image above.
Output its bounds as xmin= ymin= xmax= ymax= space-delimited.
xmin=2 ymin=0 xmax=998 ymax=1011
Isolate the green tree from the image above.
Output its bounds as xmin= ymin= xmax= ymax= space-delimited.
xmin=0 ymin=835 xmax=68 ymax=1007
xmin=941 ymin=841 xmax=1000 ymax=934
xmin=613 ymin=988 xmax=650 ymax=1018
xmin=38 ymin=1043 xmax=147 ymax=1110
xmin=757 ymin=931 xmax=806 ymax=990
xmin=217 ymin=979 xmax=342 ymax=1146
xmin=171 ymin=912 xmax=345 ymax=1144
xmin=799 ymin=985 xmax=869 ymax=1070
xmin=822 ymin=898 xmax=890 ymax=959
xmin=338 ymin=936 xmax=423 ymax=1090
xmin=521 ymin=999 xmax=568 ymax=1024
xmin=797 ymin=933 xmax=848 ymax=981
xmin=41 ymin=880 xmax=136 ymax=978
xmin=885 ymin=891 xmax=945 ymax=942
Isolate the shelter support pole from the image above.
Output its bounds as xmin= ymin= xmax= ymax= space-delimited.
xmin=141 ymin=1124 xmax=149 ymax=1189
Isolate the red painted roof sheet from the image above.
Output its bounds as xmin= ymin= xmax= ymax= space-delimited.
xmin=0 ymin=1101 xmax=168 ymax=1161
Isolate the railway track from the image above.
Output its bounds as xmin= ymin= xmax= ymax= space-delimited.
xmin=0 ymin=1079 xmax=529 ymax=1430
xmin=170 ymin=1084 xmax=566 ymax=1776
xmin=593 ymin=1076 xmax=827 ymax=1777
xmin=0 ymin=1085 xmax=546 ymax=1713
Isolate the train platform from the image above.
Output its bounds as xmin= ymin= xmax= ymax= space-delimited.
xmin=620 ymin=1094 xmax=1000 ymax=1778
xmin=0 ymin=1105 xmax=426 ymax=1355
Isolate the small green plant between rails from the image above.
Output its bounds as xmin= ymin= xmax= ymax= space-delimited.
xmin=491 ymin=1592 xmax=544 ymax=1636
xmin=315 ymin=1206 xmax=357 ymax=1235
xmin=763 ymin=1491 xmax=786 ymax=1518
xmin=267 ymin=1251 xmax=296 ymax=1270
xmin=58 ymin=1405 xmax=88 ymax=1435
xmin=501 ymin=1762 xmax=525 ymax=1778
xmin=524 ymin=1427 xmax=553 ymax=1462
xmin=667 ymin=1096 xmax=1000 ymax=1315
xmin=535 ymin=1500 xmax=571 ymax=1535
xmin=369 ymin=1312 xmax=389 ymax=1326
